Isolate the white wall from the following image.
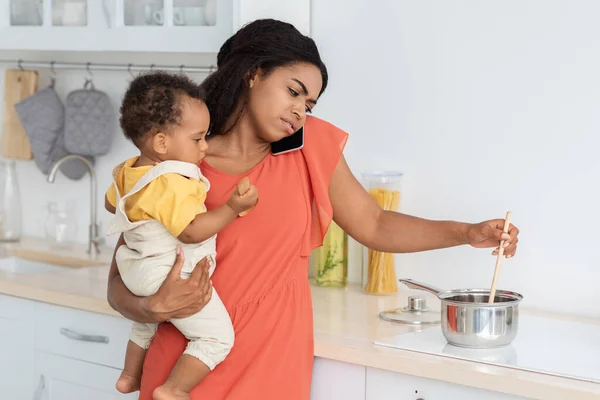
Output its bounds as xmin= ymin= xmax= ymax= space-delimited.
xmin=1 ymin=0 xmax=599 ymax=318
xmin=311 ymin=0 xmax=600 ymax=318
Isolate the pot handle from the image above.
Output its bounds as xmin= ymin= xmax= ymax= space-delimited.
xmin=398 ymin=279 xmax=443 ymax=295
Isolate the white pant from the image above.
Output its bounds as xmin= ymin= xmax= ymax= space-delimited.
xmin=119 ymin=246 xmax=234 ymax=370
xmin=107 ymin=161 xmax=234 ymax=370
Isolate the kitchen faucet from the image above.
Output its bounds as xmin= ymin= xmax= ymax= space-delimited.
xmin=47 ymin=155 xmax=101 ymax=257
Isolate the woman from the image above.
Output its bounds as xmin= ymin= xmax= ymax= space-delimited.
xmin=107 ymin=19 xmax=520 ymax=399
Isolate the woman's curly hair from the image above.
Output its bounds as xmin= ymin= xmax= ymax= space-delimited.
xmin=200 ymin=19 xmax=328 ymax=137
xmin=119 ymin=71 xmax=205 ymax=147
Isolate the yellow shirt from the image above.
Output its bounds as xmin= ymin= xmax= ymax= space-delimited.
xmin=106 ymin=157 xmax=207 ymax=237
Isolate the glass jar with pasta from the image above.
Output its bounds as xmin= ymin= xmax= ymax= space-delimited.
xmin=361 ymin=171 xmax=403 ymax=295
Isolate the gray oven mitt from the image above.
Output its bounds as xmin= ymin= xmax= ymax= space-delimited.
xmin=14 ymin=86 xmax=94 ymax=180
xmin=64 ymin=80 xmax=115 ymax=156
xmin=14 ymin=87 xmax=63 ymax=174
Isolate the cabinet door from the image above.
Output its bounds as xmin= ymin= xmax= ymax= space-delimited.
xmin=236 ymin=0 xmax=311 ymax=35
xmin=110 ymin=0 xmax=235 ymax=53
xmin=0 ymin=295 xmax=35 ymax=400
xmin=0 ymin=0 xmax=103 ymax=51
xmin=35 ymin=352 xmax=137 ymax=400
xmin=311 ymin=357 xmax=366 ymax=400
xmin=366 ymin=367 xmax=527 ymax=400
xmin=34 ymin=301 xmax=132 ymax=369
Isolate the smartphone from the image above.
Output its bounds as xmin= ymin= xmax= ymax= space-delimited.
xmin=271 ymin=126 xmax=304 ymax=155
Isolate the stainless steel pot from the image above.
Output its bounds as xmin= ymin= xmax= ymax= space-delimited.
xmin=399 ymin=279 xmax=523 ymax=349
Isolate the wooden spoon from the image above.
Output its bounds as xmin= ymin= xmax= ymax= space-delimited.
xmin=488 ymin=211 xmax=512 ymax=304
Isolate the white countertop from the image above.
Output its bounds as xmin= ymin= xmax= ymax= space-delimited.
xmin=0 ymin=237 xmax=599 ymax=400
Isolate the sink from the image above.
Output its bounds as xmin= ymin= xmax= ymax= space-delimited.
xmin=0 ymin=257 xmax=69 ymax=275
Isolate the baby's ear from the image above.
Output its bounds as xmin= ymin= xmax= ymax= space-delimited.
xmin=152 ymin=132 xmax=168 ymax=154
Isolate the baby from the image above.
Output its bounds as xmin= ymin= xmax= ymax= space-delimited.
xmin=104 ymin=71 xmax=258 ymax=400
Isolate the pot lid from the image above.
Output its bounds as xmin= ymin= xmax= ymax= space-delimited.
xmin=379 ymin=296 xmax=440 ymax=325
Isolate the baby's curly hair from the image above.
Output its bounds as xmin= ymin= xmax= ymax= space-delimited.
xmin=119 ymin=71 xmax=205 ymax=147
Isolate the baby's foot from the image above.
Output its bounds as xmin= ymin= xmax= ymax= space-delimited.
xmin=115 ymin=370 xmax=140 ymax=394
xmin=153 ymin=383 xmax=190 ymax=400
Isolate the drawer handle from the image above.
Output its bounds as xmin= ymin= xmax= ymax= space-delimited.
xmin=60 ymin=327 xmax=109 ymax=344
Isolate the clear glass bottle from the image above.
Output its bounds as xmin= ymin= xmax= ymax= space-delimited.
xmin=44 ymin=201 xmax=78 ymax=248
xmin=361 ymin=171 xmax=403 ymax=295
xmin=0 ymin=160 xmax=22 ymax=242
xmin=314 ymin=221 xmax=348 ymax=288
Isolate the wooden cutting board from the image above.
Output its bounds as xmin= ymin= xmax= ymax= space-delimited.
xmin=2 ymin=69 xmax=38 ymax=159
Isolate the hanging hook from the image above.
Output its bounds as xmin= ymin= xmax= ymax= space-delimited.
xmin=84 ymin=62 xmax=94 ymax=89
xmin=127 ymin=63 xmax=135 ymax=78
xmin=209 ymin=64 xmax=215 ymax=74
xmin=150 ymin=63 xmax=156 ymax=71
xmin=86 ymin=62 xmax=93 ymax=78
xmin=15 ymin=59 xmax=24 ymax=82
xmin=179 ymin=64 xmax=185 ymax=74
xmin=49 ymin=61 xmax=56 ymax=88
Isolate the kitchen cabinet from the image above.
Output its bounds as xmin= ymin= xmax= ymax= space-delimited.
xmin=0 ymin=295 xmax=133 ymax=400
xmin=365 ymin=367 xmax=527 ymax=400
xmin=0 ymin=295 xmax=35 ymax=400
xmin=34 ymin=301 xmax=132 ymax=369
xmin=32 ymin=301 xmax=133 ymax=398
xmin=0 ymin=0 xmax=311 ymax=53
xmin=34 ymin=352 xmax=136 ymax=399
xmin=311 ymin=357 xmax=366 ymax=400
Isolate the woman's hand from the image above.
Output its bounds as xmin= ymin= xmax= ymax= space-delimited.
xmin=142 ymin=247 xmax=213 ymax=322
xmin=466 ymin=219 xmax=520 ymax=258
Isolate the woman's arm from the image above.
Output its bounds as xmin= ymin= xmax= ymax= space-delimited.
xmin=329 ymin=156 xmax=519 ymax=256
xmin=107 ymin=234 xmax=214 ymax=323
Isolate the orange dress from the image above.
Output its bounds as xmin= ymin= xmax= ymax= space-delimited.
xmin=138 ymin=116 xmax=349 ymax=399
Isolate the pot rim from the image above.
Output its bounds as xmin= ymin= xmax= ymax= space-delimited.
xmin=437 ymin=288 xmax=523 ymax=307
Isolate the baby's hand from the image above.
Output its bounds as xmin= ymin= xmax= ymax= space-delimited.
xmin=228 ymin=177 xmax=258 ymax=216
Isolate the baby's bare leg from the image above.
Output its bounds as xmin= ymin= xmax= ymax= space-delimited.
xmin=152 ymin=355 xmax=210 ymax=400
xmin=152 ymin=286 xmax=233 ymax=399
xmin=116 ymin=340 xmax=146 ymax=394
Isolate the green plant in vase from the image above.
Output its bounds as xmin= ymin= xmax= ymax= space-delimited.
xmin=314 ymin=221 xmax=348 ymax=287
